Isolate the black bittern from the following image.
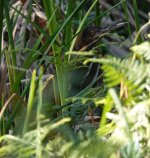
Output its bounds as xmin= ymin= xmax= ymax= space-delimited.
xmin=72 ymin=22 xmax=127 ymax=90
xmin=74 ymin=22 xmax=127 ymax=51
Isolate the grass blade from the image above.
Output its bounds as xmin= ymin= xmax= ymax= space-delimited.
xmin=23 ymin=70 xmax=36 ymax=136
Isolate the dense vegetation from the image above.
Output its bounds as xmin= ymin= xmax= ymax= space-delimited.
xmin=0 ymin=0 xmax=150 ymax=157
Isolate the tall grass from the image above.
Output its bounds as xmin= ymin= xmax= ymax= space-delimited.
xmin=133 ymin=0 xmax=142 ymax=43
xmin=0 ymin=0 xmax=4 ymax=62
xmin=4 ymin=0 xmax=17 ymax=83
xmin=122 ymin=1 xmax=132 ymax=40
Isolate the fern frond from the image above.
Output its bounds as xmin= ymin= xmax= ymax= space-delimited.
xmin=102 ymin=57 xmax=150 ymax=103
xmin=131 ymin=41 xmax=150 ymax=62
xmin=84 ymin=56 xmax=150 ymax=103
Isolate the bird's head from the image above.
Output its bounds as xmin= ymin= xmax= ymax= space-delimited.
xmin=74 ymin=22 xmax=127 ymax=51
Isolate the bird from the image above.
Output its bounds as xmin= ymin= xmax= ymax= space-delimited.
xmin=72 ymin=22 xmax=127 ymax=90
xmin=74 ymin=22 xmax=127 ymax=51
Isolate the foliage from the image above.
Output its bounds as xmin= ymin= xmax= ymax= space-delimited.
xmin=0 ymin=0 xmax=150 ymax=158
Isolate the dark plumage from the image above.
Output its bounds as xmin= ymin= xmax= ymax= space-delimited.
xmin=74 ymin=22 xmax=127 ymax=51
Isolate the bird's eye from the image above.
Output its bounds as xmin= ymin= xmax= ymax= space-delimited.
xmin=90 ymin=30 xmax=95 ymax=35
